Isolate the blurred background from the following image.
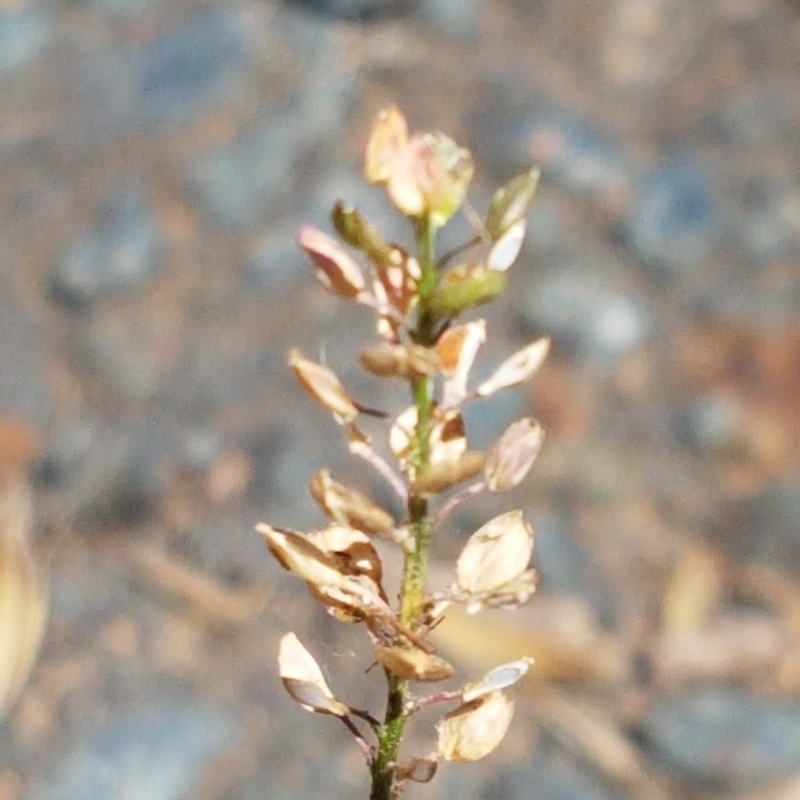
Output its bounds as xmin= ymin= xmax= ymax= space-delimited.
xmin=0 ymin=0 xmax=799 ymax=798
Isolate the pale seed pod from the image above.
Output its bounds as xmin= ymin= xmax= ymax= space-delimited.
xmin=308 ymin=470 xmax=394 ymax=536
xmin=474 ymin=338 xmax=550 ymax=399
xmin=374 ymin=644 xmax=455 ymax=682
xmin=484 ymin=418 xmax=544 ymax=492
xmin=412 ymin=451 xmax=485 ymax=495
xmin=359 ymin=343 xmax=439 ymax=380
xmin=485 ymin=166 xmax=540 ymax=240
xmin=297 ymin=224 xmax=365 ymax=299
xmin=437 ymin=691 xmax=515 ymax=762
xmin=287 ymin=349 xmax=360 ymax=423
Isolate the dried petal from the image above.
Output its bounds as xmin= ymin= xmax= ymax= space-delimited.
xmin=474 ymin=338 xmax=550 ymax=398
xmin=278 ymin=632 xmax=349 ymax=716
xmin=456 ymin=510 xmax=533 ymax=594
xmin=437 ymin=321 xmax=486 ymax=408
xmin=375 ymin=645 xmax=455 ymax=682
xmin=437 ymin=691 xmax=515 ymax=762
xmin=462 ymin=658 xmax=533 ymax=702
xmin=288 ymin=349 xmax=359 ymax=423
xmin=485 ymin=167 xmax=540 ymax=240
xmin=487 ymin=220 xmax=525 ymax=272
xmin=412 ymin=451 xmax=485 ymax=495
xmin=297 ymin=225 xmax=365 ymax=298
xmin=429 ymin=263 xmax=507 ymax=318
xmin=359 ymin=343 xmax=439 ymax=380
xmin=365 ymin=105 xmax=409 ymax=184
xmin=484 ymin=418 xmax=544 ymax=492
xmin=308 ymin=470 xmax=394 ymax=536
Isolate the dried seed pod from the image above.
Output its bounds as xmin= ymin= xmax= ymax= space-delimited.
xmin=278 ymin=632 xmax=350 ymax=717
xmin=288 ymin=349 xmax=359 ymax=423
xmin=463 ymin=568 xmax=538 ymax=615
xmin=487 ymin=220 xmax=525 ymax=272
xmin=308 ymin=470 xmax=394 ymax=536
xmin=0 ymin=476 xmax=47 ymax=718
xmin=456 ymin=510 xmax=534 ymax=594
xmin=462 ymin=658 xmax=533 ymax=702
xmin=436 ymin=320 xmax=486 ymax=408
xmin=484 ymin=418 xmax=544 ymax=492
xmin=307 ymin=523 xmax=384 ymax=586
xmin=437 ymin=691 xmax=515 ymax=762
xmin=412 ymin=451 xmax=485 ymax=495
xmin=375 ymin=644 xmax=455 ymax=682
xmin=359 ymin=343 xmax=439 ymax=380
xmin=485 ymin=167 xmax=540 ymax=240
xmin=297 ymin=225 xmax=365 ymax=299
xmin=475 ymin=338 xmax=550 ymax=399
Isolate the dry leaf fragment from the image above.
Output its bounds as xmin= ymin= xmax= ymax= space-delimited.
xmin=278 ymin=632 xmax=349 ymax=716
xmin=288 ymin=349 xmax=359 ymax=424
xmin=456 ymin=510 xmax=534 ymax=594
xmin=437 ymin=691 xmax=515 ymax=762
xmin=475 ymin=338 xmax=550 ymax=398
xmin=484 ymin=417 xmax=544 ymax=492
xmin=297 ymin=225 xmax=365 ymax=299
xmin=308 ymin=469 xmax=394 ymax=536
xmin=375 ymin=644 xmax=455 ymax=682
xmin=462 ymin=658 xmax=534 ymax=702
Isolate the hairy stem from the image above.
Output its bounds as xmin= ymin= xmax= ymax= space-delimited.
xmin=371 ymin=216 xmax=437 ymax=800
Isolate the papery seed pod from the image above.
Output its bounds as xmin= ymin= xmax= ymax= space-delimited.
xmin=487 ymin=220 xmax=525 ymax=272
xmin=0 ymin=474 xmax=47 ymax=718
xmin=359 ymin=343 xmax=439 ymax=380
xmin=436 ymin=320 xmax=486 ymax=408
xmin=456 ymin=510 xmax=534 ymax=594
xmin=375 ymin=644 xmax=455 ymax=682
xmin=308 ymin=470 xmax=394 ymax=536
xmin=474 ymin=338 xmax=550 ymax=399
xmin=288 ymin=350 xmax=359 ymax=423
xmin=462 ymin=658 xmax=533 ymax=702
xmin=429 ymin=408 xmax=467 ymax=465
xmin=365 ymin=105 xmax=409 ymax=184
xmin=429 ymin=263 xmax=507 ymax=319
xmin=297 ymin=225 xmax=365 ymax=299
xmin=278 ymin=632 xmax=350 ymax=717
xmin=485 ymin=167 xmax=540 ymax=240
xmin=307 ymin=523 xmax=385 ymax=586
xmin=412 ymin=451 xmax=485 ymax=495
xmin=484 ymin=418 xmax=544 ymax=492
xmin=463 ymin=568 xmax=538 ymax=615
xmin=437 ymin=691 xmax=515 ymax=762
xmin=331 ymin=202 xmax=398 ymax=268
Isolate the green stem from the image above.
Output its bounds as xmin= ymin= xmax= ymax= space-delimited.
xmin=370 ymin=216 xmax=437 ymax=800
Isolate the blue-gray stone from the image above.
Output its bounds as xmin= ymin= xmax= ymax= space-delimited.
xmin=516 ymin=260 xmax=650 ymax=359
xmin=0 ymin=4 xmax=52 ymax=72
xmin=190 ymin=83 xmax=354 ymax=230
xmin=675 ymin=392 xmax=743 ymax=454
xmin=642 ymin=686 xmax=800 ymax=787
xmin=138 ymin=8 xmax=254 ymax=127
xmin=470 ymin=104 xmax=631 ymax=197
xmin=35 ymin=701 xmax=234 ymax=800
xmin=283 ymin=0 xmax=411 ymax=21
xmin=624 ymin=155 xmax=724 ymax=283
xmin=50 ymin=188 xmax=161 ymax=310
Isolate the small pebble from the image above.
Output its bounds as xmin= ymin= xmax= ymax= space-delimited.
xmin=642 ymin=686 xmax=800 ymax=787
xmin=50 ymin=188 xmax=161 ymax=310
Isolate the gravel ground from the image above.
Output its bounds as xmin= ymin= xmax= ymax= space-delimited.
xmin=0 ymin=1 xmax=799 ymax=799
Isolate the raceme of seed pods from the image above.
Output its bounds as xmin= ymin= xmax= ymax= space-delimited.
xmin=258 ymin=105 xmax=547 ymax=800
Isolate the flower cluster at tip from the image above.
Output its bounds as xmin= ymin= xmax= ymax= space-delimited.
xmin=259 ymin=105 xmax=547 ymax=794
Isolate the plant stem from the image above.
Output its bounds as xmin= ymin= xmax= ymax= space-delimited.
xmin=370 ymin=216 xmax=437 ymax=800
